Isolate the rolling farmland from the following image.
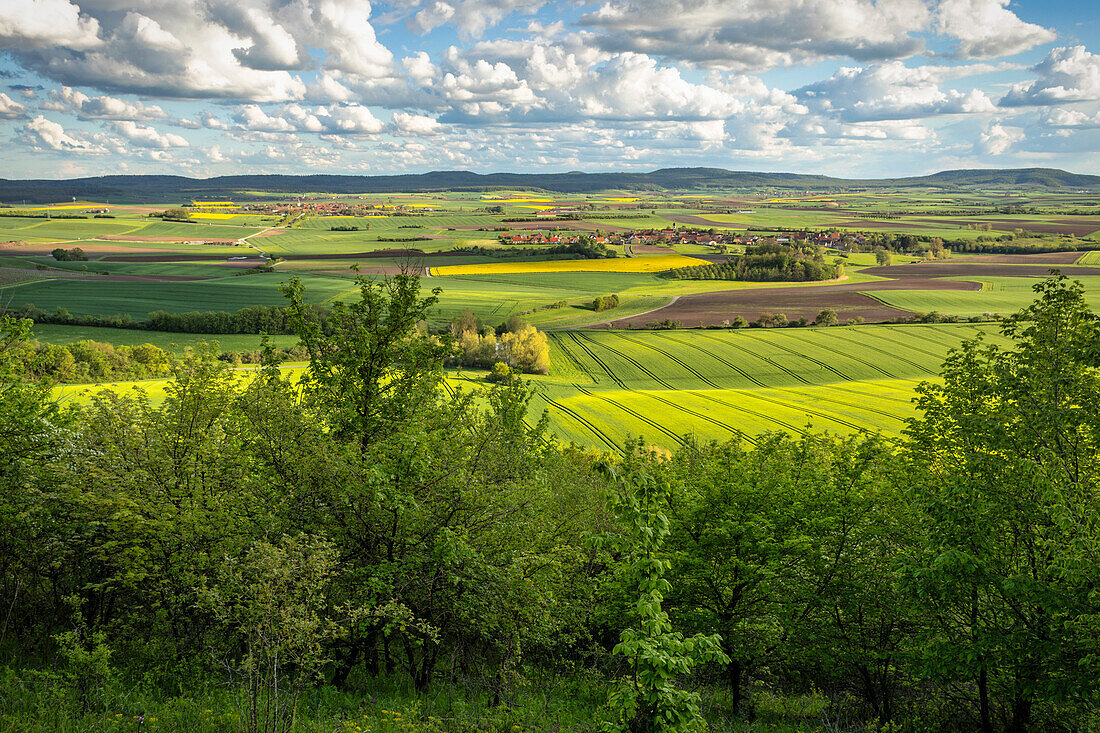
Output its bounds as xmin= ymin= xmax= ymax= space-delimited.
xmin=4 ymin=186 xmax=1097 ymax=453
xmin=431 ymin=253 xmax=710 ymax=275
xmin=503 ymin=323 xmax=1007 ymax=450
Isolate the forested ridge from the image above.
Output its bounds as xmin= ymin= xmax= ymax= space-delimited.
xmin=1 ymin=167 xmax=1097 ymax=202
xmin=3 ymin=273 xmax=1100 ymax=732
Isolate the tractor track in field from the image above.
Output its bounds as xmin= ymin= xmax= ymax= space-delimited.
xmin=686 ymin=390 xmax=815 ymax=436
xmin=765 ymin=330 xmax=901 ymax=380
xmin=693 ymin=387 xmax=871 ymax=436
xmin=611 ymin=331 xmax=723 ymax=389
xmin=544 ymin=391 xmax=621 ymax=451
xmin=575 ymin=333 xmax=677 ymax=389
xmin=573 ymin=385 xmax=686 ymax=445
xmin=773 ymin=384 xmax=910 ymax=426
xmin=565 ymin=333 xmax=628 ymax=388
xmin=859 ymin=327 xmax=956 ymax=364
xmin=736 ymin=332 xmax=855 ymax=383
xmin=617 ymin=386 xmax=744 ymax=440
xmin=552 ymin=334 xmax=599 ymax=384
xmin=888 ymin=323 xmax=994 ymax=354
xmin=691 ymin=331 xmax=815 ymax=386
xmin=654 ymin=332 xmax=768 ymax=388
xmin=820 ymin=329 xmax=931 ymax=374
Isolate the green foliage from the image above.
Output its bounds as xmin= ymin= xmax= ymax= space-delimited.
xmin=663 ymin=244 xmax=839 ymax=282
xmin=51 ymin=247 xmax=88 ymax=261
xmin=199 ymin=534 xmax=341 ymax=733
xmin=903 ymin=273 xmax=1100 ymax=729
xmin=487 ymin=361 xmax=513 ymax=383
xmin=593 ymin=295 xmax=621 ymax=312
xmin=600 ymin=444 xmax=728 ymax=732
xmin=280 ymin=272 xmax=451 ymax=447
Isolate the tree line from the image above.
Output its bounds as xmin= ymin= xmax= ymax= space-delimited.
xmin=2 ymin=273 xmax=1100 ymax=731
xmin=663 ymin=244 xmax=841 ymax=282
xmin=4 ymin=302 xmax=328 ymax=335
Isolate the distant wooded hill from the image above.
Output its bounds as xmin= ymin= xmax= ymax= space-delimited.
xmin=2 ymin=167 xmax=1098 ymax=203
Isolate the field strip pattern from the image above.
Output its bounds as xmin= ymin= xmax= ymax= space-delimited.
xmin=540 ymin=324 xmax=1006 ymax=448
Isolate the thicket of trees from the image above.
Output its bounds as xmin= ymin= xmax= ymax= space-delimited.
xmin=50 ymin=247 xmax=88 ymax=261
xmin=664 ymin=244 xmax=841 ymax=282
xmin=449 ymin=309 xmax=551 ymax=374
xmin=2 ymin=274 xmax=1100 ymax=731
xmin=592 ymin=294 xmax=620 ymax=311
xmin=9 ymin=338 xmax=173 ymax=382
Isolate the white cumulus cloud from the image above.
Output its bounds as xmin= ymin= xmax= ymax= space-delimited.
xmin=934 ymin=0 xmax=1055 ymax=59
xmin=1001 ymin=46 xmax=1100 ymax=106
xmin=797 ymin=62 xmax=996 ymax=121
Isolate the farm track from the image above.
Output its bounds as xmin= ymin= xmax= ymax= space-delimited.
xmin=574 ymin=333 xmax=677 ymax=389
xmin=564 ymin=332 xmax=626 ymax=388
xmin=610 ymin=331 xmax=723 ymax=389
xmin=572 ymin=385 xmax=685 ymax=445
xmin=654 ymin=332 xmax=768 ymax=388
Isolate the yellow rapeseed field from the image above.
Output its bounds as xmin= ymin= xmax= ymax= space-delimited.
xmin=190 ymin=213 xmax=238 ymax=219
xmin=432 ymin=253 xmax=710 ymax=276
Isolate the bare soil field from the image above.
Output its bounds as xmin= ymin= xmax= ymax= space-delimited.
xmin=609 ymin=288 xmax=915 ymax=327
xmin=630 ymin=243 xmax=678 ymax=254
xmin=949 ymin=252 xmax=1087 ymax=264
xmin=665 ymin=214 xmax=728 ymax=227
xmin=606 ymin=265 xmax=993 ymax=328
xmin=937 ymin=218 xmax=1100 ymax=237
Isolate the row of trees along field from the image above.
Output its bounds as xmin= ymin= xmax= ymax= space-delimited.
xmin=663 ymin=244 xmax=842 ymax=281
xmin=5 ymin=302 xmax=328 ymax=334
xmin=3 ymin=273 xmax=1100 ymax=732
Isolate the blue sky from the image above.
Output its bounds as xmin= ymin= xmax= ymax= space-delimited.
xmin=1 ymin=0 xmax=1099 ymax=179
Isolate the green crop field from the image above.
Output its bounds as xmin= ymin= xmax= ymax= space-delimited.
xmin=508 ymin=323 xmax=1011 ymax=450
xmin=4 ymin=272 xmax=355 ymax=317
xmin=867 ymin=275 xmax=1100 ymax=317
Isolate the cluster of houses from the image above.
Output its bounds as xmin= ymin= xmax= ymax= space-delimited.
xmin=498 ymin=228 xmax=867 ymax=249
